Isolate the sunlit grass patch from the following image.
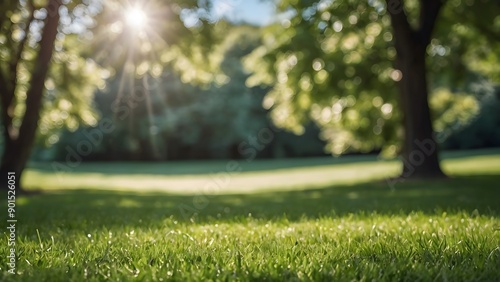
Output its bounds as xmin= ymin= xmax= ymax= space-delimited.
xmin=23 ymin=148 xmax=500 ymax=193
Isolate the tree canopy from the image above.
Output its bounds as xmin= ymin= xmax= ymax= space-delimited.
xmin=0 ymin=0 xmax=233 ymax=189
xmin=245 ymin=0 xmax=500 ymax=157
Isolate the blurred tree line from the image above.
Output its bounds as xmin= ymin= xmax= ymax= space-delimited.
xmin=34 ymin=26 xmax=328 ymax=161
xmin=31 ymin=23 xmax=500 ymax=162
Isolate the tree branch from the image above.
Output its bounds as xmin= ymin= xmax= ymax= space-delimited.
xmin=385 ymin=0 xmax=413 ymax=35
xmin=10 ymin=0 xmax=36 ymax=91
xmin=17 ymin=0 xmax=61 ymax=150
xmin=0 ymin=68 xmax=11 ymax=112
xmin=0 ymin=5 xmax=16 ymax=139
xmin=3 ymin=1 xmax=36 ymax=130
xmin=0 ymin=66 xmax=15 ymax=141
xmin=385 ymin=0 xmax=416 ymax=56
xmin=0 ymin=67 xmax=10 ymax=111
xmin=418 ymin=0 xmax=445 ymax=47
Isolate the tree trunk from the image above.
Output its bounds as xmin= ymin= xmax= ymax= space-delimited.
xmin=397 ymin=47 xmax=446 ymax=179
xmin=386 ymin=0 xmax=447 ymax=180
xmin=0 ymin=0 xmax=61 ymax=191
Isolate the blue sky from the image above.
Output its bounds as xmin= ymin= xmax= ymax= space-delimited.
xmin=213 ymin=0 xmax=277 ymax=25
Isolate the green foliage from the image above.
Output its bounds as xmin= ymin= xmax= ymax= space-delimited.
xmin=0 ymin=0 xmax=105 ymax=148
xmin=45 ymin=25 xmax=329 ymax=162
xmin=441 ymin=87 xmax=500 ymax=150
xmin=89 ymin=0 xmax=229 ymax=86
xmin=245 ymin=0 xmax=402 ymax=155
xmin=38 ymin=36 xmax=105 ymax=148
xmin=246 ymin=0 xmax=500 ymax=156
xmin=158 ymin=27 xmax=268 ymax=155
xmin=48 ymin=26 xmax=268 ymax=161
xmin=430 ymin=88 xmax=479 ymax=133
xmin=1 ymin=0 xmax=235 ymax=156
xmin=432 ymin=0 xmax=500 ymax=84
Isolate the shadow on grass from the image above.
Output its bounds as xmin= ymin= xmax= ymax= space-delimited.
xmin=13 ymin=174 xmax=500 ymax=234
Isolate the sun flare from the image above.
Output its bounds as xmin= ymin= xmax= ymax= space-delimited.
xmin=125 ymin=6 xmax=148 ymax=30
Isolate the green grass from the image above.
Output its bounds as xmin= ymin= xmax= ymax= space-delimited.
xmin=22 ymin=148 xmax=500 ymax=193
xmin=1 ymin=149 xmax=500 ymax=281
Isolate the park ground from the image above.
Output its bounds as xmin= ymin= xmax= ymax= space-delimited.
xmin=1 ymin=148 xmax=500 ymax=281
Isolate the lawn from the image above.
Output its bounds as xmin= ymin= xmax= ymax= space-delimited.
xmin=1 ymin=149 xmax=500 ymax=281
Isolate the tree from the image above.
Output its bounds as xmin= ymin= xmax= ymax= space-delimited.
xmin=385 ymin=0 xmax=445 ymax=178
xmin=1 ymin=0 xmax=108 ymax=192
xmin=0 ymin=0 xmax=63 ymax=190
xmin=0 ymin=0 xmax=224 ymax=191
xmin=246 ymin=0 xmax=500 ymax=179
